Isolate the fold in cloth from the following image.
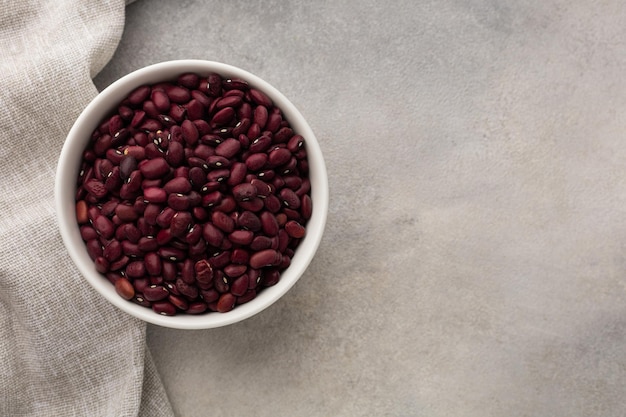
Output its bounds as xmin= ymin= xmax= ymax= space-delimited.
xmin=0 ymin=1 xmax=173 ymax=415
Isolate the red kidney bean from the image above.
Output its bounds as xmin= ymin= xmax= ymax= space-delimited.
xmin=226 ymin=162 xmax=247 ymax=187
xmin=110 ymin=255 xmax=129 ymax=271
xmin=245 ymin=153 xmax=267 ymax=171
xmin=230 ymin=274 xmax=249 ymax=296
xmin=279 ymin=188 xmax=301 ymax=209
xmin=247 ymin=269 xmax=261 ymax=289
xmin=216 ymin=293 xmax=236 ymax=313
xmin=237 ymin=210 xmax=261 ymax=231
xmin=93 ymin=215 xmax=115 ymax=239
xmin=94 ymin=256 xmax=109 ymax=273
xmin=207 ymin=168 xmax=230 ymax=183
xmin=80 ymin=225 xmax=98 ymax=241
xmin=229 ymin=230 xmax=254 ymax=246
xmin=128 ymin=85 xmax=151 ymax=106
xmin=265 ymin=111 xmax=282 ymax=133
xmin=262 ymin=268 xmax=281 ymax=286
xmin=115 ymin=277 xmax=135 ymax=300
xmin=187 ymin=301 xmax=208 ymax=314
xmin=169 ymin=293 xmax=189 ymax=311
xmin=215 ymin=138 xmax=240 ymax=159
xmin=224 ymin=263 xmax=247 ymax=278
xmin=140 ymin=157 xmax=169 ymax=179
xmin=168 ymin=193 xmax=190 ymax=211
xmin=210 ymin=211 xmax=234 ymax=233
xmin=143 ymin=187 xmax=167 ymax=203
xmin=285 ymin=220 xmax=306 ymax=238
xmin=268 ymin=148 xmax=292 ymax=167
xmin=260 ymin=211 xmax=279 ymax=236
xmin=237 ymin=289 xmax=257 ymax=304
xmin=143 ymin=252 xmax=162 ymax=276
xmin=200 ymin=288 xmax=219 ymax=303
xmin=152 ymin=301 xmax=176 ymax=316
xmin=126 ymin=261 xmax=146 ymax=278
xmin=249 ymin=249 xmax=281 ymax=269
xmin=253 ymin=105 xmax=268 ymax=129
xmin=274 ymin=127 xmax=294 ymax=144
xmin=103 ymin=240 xmax=122 ymax=262
xmin=202 ymin=223 xmax=224 ymax=248
xmin=249 ymin=135 xmax=271 ymax=153
xmin=76 ymin=200 xmax=89 ymax=224
xmin=151 ymin=90 xmax=170 ymax=112
xmin=166 ymin=85 xmax=191 ymax=103
xmin=157 ymin=246 xmax=186 ymax=262
xmin=176 ymin=278 xmax=199 ymax=299
xmin=165 ymin=141 xmax=185 ymax=167
xmin=144 ymin=285 xmax=169 ymax=302
xmin=178 ymin=73 xmax=200 ymax=89
xmin=230 ymin=248 xmax=250 ymax=265
xmin=163 ymin=176 xmax=191 ymax=194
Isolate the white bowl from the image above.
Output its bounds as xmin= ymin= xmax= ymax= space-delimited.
xmin=55 ymin=60 xmax=328 ymax=329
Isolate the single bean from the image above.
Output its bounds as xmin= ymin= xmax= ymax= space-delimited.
xmin=93 ymin=215 xmax=115 ymax=239
xmin=216 ymin=293 xmax=236 ymax=313
xmin=237 ymin=289 xmax=257 ymax=304
xmin=165 ymin=141 xmax=185 ymax=167
xmin=211 ymin=211 xmax=235 ymax=233
xmin=144 ymin=252 xmax=162 ymax=276
xmin=229 ymin=230 xmax=254 ymax=246
xmin=285 ymin=220 xmax=306 ymax=238
xmin=126 ymin=260 xmax=146 ymax=278
xmin=260 ymin=211 xmax=279 ymax=236
xmin=169 ymin=293 xmax=189 ymax=311
xmin=140 ymin=157 xmax=170 ymax=179
xmin=253 ymin=105 xmax=268 ymax=130
xmin=176 ymin=278 xmax=199 ymax=299
xmin=268 ymin=148 xmax=292 ymax=167
xmin=245 ymin=153 xmax=267 ymax=171
xmin=230 ymin=248 xmax=250 ymax=265
xmin=202 ymin=223 xmax=224 ymax=247
xmin=249 ymin=135 xmax=271 ymax=153
xmin=94 ymin=256 xmax=109 ymax=274
xmin=168 ymin=193 xmax=190 ymax=211
xmin=177 ymin=73 xmax=200 ymax=89
xmin=143 ymin=187 xmax=167 ymax=203
xmin=76 ymin=200 xmax=89 ymax=224
xmin=200 ymin=288 xmax=219 ymax=303
xmin=187 ymin=301 xmax=208 ymax=314
xmin=152 ymin=301 xmax=177 ymax=316
xmin=261 ymin=268 xmax=281 ymax=286
xmin=249 ymin=249 xmax=281 ymax=269
xmin=109 ymin=255 xmax=129 ymax=271
xmin=179 ymin=259 xmax=194 ymax=285
xmin=151 ymin=90 xmax=170 ymax=112
xmin=115 ymin=277 xmax=135 ymax=300
xmin=230 ymin=274 xmax=249 ymax=296
xmin=224 ymin=263 xmax=247 ymax=278
xmin=144 ymin=285 xmax=169 ymax=302
xmin=237 ymin=210 xmax=262 ymax=231
xmin=265 ymin=111 xmax=282 ymax=133
xmin=166 ymin=85 xmax=191 ymax=103
xmin=157 ymin=246 xmax=186 ymax=262
xmin=279 ymin=188 xmax=301 ymax=209
xmin=103 ymin=239 xmax=122 ymax=262
xmin=227 ymin=162 xmax=247 ymax=187
xmin=211 ymin=106 xmax=235 ymax=126
xmin=215 ymin=138 xmax=241 ymax=159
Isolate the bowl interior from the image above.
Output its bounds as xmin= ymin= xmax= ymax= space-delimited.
xmin=55 ymin=60 xmax=328 ymax=329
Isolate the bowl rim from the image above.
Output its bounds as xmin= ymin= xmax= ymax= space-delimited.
xmin=55 ymin=59 xmax=328 ymax=329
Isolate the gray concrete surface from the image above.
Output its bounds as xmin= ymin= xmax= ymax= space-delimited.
xmin=95 ymin=1 xmax=626 ymax=416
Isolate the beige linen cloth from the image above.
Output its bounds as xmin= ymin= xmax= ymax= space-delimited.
xmin=0 ymin=1 xmax=174 ymax=415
